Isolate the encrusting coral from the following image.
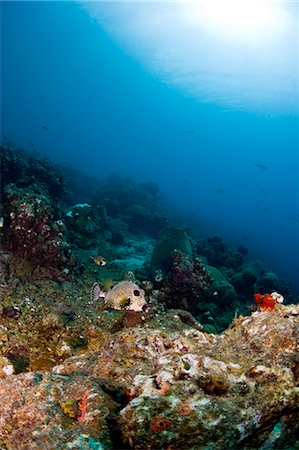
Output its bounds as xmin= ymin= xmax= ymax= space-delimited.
xmin=3 ymin=184 xmax=70 ymax=272
xmin=1 ymin=303 xmax=298 ymax=449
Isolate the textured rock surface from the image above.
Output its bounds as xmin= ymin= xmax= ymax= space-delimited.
xmin=1 ymin=304 xmax=298 ymax=449
xmin=0 ymin=372 xmax=117 ymax=450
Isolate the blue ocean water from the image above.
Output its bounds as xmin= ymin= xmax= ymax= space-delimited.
xmin=1 ymin=1 xmax=298 ymax=293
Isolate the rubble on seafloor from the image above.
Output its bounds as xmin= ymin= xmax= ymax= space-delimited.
xmin=0 ymin=303 xmax=298 ymax=450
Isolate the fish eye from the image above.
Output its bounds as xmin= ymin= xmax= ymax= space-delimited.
xmin=133 ymin=289 xmax=140 ymax=296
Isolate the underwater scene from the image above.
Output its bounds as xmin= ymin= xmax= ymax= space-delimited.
xmin=0 ymin=1 xmax=298 ymax=449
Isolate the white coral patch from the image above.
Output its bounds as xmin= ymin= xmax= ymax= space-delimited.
xmin=271 ymin=291 xmax=284 ymax=303
xmin=2 ymin=364 xmax=14 ymax=377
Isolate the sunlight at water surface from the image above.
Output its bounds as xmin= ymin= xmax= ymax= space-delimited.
xmin=82 ymin=0 xmax=298 ymax=114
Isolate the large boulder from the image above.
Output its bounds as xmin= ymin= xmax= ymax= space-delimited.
xmin=150 ymin=228 xmax=193 ymax=275
xmin=1 ymin=304 xmax=298 ymax=449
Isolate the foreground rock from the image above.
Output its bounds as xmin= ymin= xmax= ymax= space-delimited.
xmin=0 ymin=304 xmax=298 ymax=449
xmin=0 ymin=372 xmax=117 ymax=449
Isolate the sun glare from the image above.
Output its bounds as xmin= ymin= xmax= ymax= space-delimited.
xmin=184 ymin=1 xmax=286 ymax=42
xmin=83 ymin=0 xmax=297 ymax=113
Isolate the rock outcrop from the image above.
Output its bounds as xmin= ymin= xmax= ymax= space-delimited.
xmin=0 ymin=304 xmax=298 ymax=449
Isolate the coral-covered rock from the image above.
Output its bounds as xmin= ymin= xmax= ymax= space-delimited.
xmin=0 ymin=145 xmax=64 ymax=201
xmin=123 ymin=204 xmax=168 ymax=237
xmin=0 ymin=372 xmax=117 ymax=449
xmin=158 ymin=250 xmax=211 ymax=312
xmin=230 ymin=262 xmax=296 ymax=305
xmin=230 ymin=266 xmax=258 ymax=295
xmin=0 ymin=146 xmax=72 ymax=279
xmin=106 ymin=217 xmax=128 ymax=245
xmin=254 ymin=271 xmax=281 ymax=292
xmin=191 ymin=264 xmax=239 ymax=331
xmin=150 ymin=228 xmax=193 ymax=276
xmin=197 ymin=235 xmax=244 ymax=270
xmin=65 ymin=203 xmax=106 ymax=248
xmin=3 ymin=184 xmax=70 ymax=274
xmin=72 ymin=173 xmax=169 ymax=238
xmin=204 ymin=265 xmax=238 ymax=304
xmin=0 ymin=304 xmax=298 ymax=449
xmin=53 ymin=304 xmax=299 ymax=450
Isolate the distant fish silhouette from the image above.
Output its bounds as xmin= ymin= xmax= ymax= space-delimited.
xmin=215 ymin=188 xmax=224 ymax=193
xmin=185 ymin=129 xmax=194 ymax=134
xmin=254 ymin=163 xmax=268 ymax=170
xmin=42 ymin=126 xmax=48 ymax=131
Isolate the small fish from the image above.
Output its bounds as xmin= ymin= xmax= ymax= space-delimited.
xmin=42 ymin=126 xmax=48 ymax=130
xmin=215 ymin=188 xmax=224 ymax=193
xmin=92 ymin=256 xmax=107 ymax=266
xmin=185 ymin=129 xmax=194 ymax=134
xmin=254 ymin=163 xmax=268 ymax=170
xmin=0 ymin=217 xmax=3 ymax=228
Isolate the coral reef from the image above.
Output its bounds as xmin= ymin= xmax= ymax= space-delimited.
xmin=0 ymin=303 xmax=298 ymax=449
xmin=0 ymin=146 xmax=72 ymax=279
xmin=65 ymin=202 xmax=106 ymax=248
xmin=157 ymin=250 xmax=211 ymax=312
xmin=63 ymin=171 xmax=169 ymax=238
xmin=1 ymin=145 xmax=298 ymax=449
xmin=0 ymin=145 xmax=64 ymax=201
xmin=197 ymin=235 xmax=244 ymax=270
xmin=150 ymin=227 xmax=193 ymax=276
xmin=3 ymin=184 xmax=70 ymax=276
xmin=190 ymin=238 xmax=296 ymax=330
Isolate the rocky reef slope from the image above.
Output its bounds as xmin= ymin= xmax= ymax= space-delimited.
xmin=1 ymin=146 xmax=298 ymax=449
